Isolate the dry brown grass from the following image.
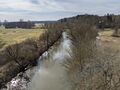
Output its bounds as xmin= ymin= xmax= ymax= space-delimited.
xmin=63 ymin=24 xmax=120 ymax=90
xmin=98 ymin=29 xmax=120 ymax=51
xmin=0 ymin=28 xmax=44 ymax=49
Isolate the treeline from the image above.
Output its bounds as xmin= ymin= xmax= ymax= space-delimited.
xmin=46 ymin=14 xmax=120 ymax=30
xmin=98 ymin=14 xmax=120 ymax=29
xmin=3 ymin=21 xmax=35 ymax=29
xmin=0 ymin=20 xmax=56 ymax=29
xmin=1 ymin=14 xmax=120 ymax=29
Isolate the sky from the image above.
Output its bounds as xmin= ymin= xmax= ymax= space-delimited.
xmin=0 ymin=0 xmax=120 ymax=21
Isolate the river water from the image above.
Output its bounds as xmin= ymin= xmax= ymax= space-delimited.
xmin=3 ymin=32 xmax=72 ymax=90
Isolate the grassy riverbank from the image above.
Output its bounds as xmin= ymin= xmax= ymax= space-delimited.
xmin=0 ymin=29 xmax=63 ymax=88
xmin=65 ymin=28 xmax=120 ymax=90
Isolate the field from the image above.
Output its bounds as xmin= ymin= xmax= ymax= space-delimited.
xmin=0 ymin=28 xmax=44 ymax=49
xmin=99 ymin=29 xmax=120 ymax=51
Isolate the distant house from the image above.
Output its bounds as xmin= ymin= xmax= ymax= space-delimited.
xmin=3 ymin=21 xmax=35 ymax=29
xmin=34 ymin=23 xmax=45 ymax=28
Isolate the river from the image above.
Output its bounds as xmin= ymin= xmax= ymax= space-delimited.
xmin=3 ymin=32 xmax=72 ymax=90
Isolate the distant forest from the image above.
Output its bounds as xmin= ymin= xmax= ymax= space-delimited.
xmin=0 ymin=14 xmax=120 ymax=29
xmin=0 ymin=20 xmax=55 ymax=29
xmin=60 ymin=14 xmax=120 ymax=28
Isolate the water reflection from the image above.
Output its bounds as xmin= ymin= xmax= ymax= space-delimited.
xmin=3 ymin=32 xmax=72 ymax=90
xmin=28 ymin=32 xmax=72 ymax=90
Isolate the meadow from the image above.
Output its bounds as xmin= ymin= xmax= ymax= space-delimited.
xmin=99 ymin=29 xmax=120 ymax=51
xmin=0 ymin=28 xmax=44 ymax=49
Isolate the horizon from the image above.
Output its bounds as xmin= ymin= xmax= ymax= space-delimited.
xmin=0 ymin=0 xmax=120 ymax=21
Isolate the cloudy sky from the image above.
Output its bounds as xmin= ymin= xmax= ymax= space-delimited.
xmin=0 ymin=0 xmax=119 ymax=21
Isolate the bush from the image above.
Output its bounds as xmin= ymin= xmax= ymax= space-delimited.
xmin=63 ymin=23 xmax=120 ymax=90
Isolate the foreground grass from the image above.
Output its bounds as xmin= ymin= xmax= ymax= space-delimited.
xmin=0 ymin=28 xmax=44 ymax=49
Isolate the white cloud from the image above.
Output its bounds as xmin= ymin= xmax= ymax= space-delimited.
xmin=0 ymin=0 xmax=65 ymax=12
xmin=0 ymin=0 xmax=120 ymax=21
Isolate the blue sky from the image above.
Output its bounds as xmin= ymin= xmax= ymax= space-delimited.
xmin=0 ymin=0 xmax=120 ymax=21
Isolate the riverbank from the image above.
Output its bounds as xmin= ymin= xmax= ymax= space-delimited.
xmin=2 ymin=32 xmax=71 ymax=90
xmin=0 ymin=29 xmax=63 ymax=88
